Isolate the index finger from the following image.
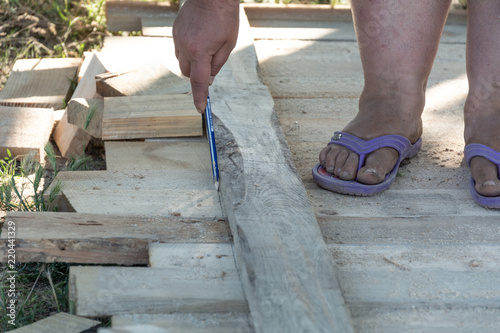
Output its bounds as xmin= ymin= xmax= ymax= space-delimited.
xmin=190 ymin=58 xmax=212 ymax=113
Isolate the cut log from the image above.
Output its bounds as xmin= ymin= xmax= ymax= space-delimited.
xmin=0 ymin=106 xmax=54 ymax=161
xmin=102 ymin=94 xmax=202 ymax=140
xmin=211 ymin=7 xmax=354 ymax=332
xmin=0 ymin=212 xmax=231 ymax=265
xmin=52 ymin=112 xmax=92 ymax=159
xmin=0 ymin=58 xmax=80 ymax=109
xmin=48 ymin=169 xmax=223 ymax=218
xmin=104 ymin=141 xmax=211 ymax=172
xmin=7 ymin=312 xmax=100 ymax=333
xmin=69 ymin=266 xmax=248 ymax=317
xmin=66 ymin=98 xmax=104 ymax=139
xmin=95 ymin=65 xmax=190 ymax=97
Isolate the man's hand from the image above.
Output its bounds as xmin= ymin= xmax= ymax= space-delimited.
xmin=173 ymin=0 xmax=239 ymax=113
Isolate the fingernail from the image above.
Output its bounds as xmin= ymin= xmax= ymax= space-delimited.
xmin=209 ymin=76 xmax=215 ymax=85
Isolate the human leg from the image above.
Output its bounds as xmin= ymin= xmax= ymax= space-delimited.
xmin=464 ymin=0 xmax=500 ymax=202
xmin=318 ymin=0 xmax=451 ymax=189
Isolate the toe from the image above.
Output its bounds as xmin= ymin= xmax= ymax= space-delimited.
xmin=319 ymin=144 xmax=359 ymax=180
xmin=356 ymin=147 xmax=399 ymax=185
xmin=470 ymin=156 xmax=500 ymax=197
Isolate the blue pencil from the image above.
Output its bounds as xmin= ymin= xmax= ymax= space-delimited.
xmin=205 ymin=94 xmax=220 ymax=191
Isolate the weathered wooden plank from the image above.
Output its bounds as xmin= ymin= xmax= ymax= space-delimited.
xmin=211 ymin=8 xmax=354 ymax=332
xmin=71 ymin=52 xmax=107 ymax=100
xmin=66 ymin=98 xmax=104 ymax=139
xmin=49 ymin=170 xmax=223 ymax=218
xmin=318 ymin=215 xmax=500 ymax=245
xmin=0 ymin=106 xmax=54 ymax=161
xmin=0 ymin=58 xmax=80 ymax=109
xmin=52 ymin=112 xmax=92 ymax=159
xmin=0 ymin=212 xmax=231 ymax=265
xmin=69 ymin=266 xmax=248 ymax=317
xmin=105 ymin=0 xmax=178 ymax=32
xmin=141 ymin=17 xmax=174 ymax=37
xmin=111 ymin=313 xmax=252 ymax=333
xmin=95 ymin=65 xmax=190 ymax=97
xmin=8 ymin=312 xmax=99 ymax=333
xmin=102 ymin=94 xmax=202 ymax=140
xmin=104 ymin=141 xmax=211 ymax=172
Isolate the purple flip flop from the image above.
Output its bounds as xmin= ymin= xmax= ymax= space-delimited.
xmin=464 ymin=143 xmax=500 ymax=209
xmin=312 ymin=131 xmax=422 ymax=196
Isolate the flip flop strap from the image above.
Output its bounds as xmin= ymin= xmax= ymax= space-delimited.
xmin=328 ymin=131 xmax=412 ymax=172
xmin=465 ymin=143 xmax=500 ymax=175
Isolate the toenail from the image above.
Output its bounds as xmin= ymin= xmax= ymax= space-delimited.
xmin=480 ymin=180 xmax=498 ymax=187
xmin=362 ymin=168 xmax=380 ymax=177
xmin=327 ymin=167 xmax=335 ymax=173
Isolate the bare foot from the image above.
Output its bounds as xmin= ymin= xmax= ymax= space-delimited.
xmin=319 ymin=89 xmax=423 ymax=185
xmin=465 ymin=93 xmax=500 ymax=197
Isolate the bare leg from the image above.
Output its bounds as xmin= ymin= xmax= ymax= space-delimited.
xmin=319 ymin=0 xmax=451 ymax=185
xmin=464 ymin=0 xmax=500 ymax=197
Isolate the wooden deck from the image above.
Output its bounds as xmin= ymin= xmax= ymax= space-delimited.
xmin=2 ymin=3 xmax=499 ymax=333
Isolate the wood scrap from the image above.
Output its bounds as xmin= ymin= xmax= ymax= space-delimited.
xmin=52 ymin=112 xmax=92 ymax=159
xmin=0 ymin=106 xmax=54 ymax=161
xmin=7 ymin=312 xmax=100 ymax=333
xmin=71 ymin=52 xmax=107 ymax=99
xmin=66 ymin=98 xmax=104 ymax=139
xmin=0 ymin=58 xmax=80 ymax=109
xmin=95 ymin=65 xmax=190 ymax=97
xmin=102 ymin=94 xmax=202 ymax=140
xmin=0 ymin=212 xmax=231 ymax=265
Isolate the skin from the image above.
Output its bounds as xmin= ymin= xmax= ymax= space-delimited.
xmin=173 ymin=0 xmax=500 ymax=198
xmin=464 ymin=0 xmax=500 ymax=197
xmin=172 ymin=0 xmax=240 ymax=113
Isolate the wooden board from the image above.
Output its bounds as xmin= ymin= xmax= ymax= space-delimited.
xmin=95 ymin=65 xmax=190 ymax=97
xmin=66 ymin=98 xmax=104 ymax=138
xmin=52 ymin=112 xmax=92 ymax=159
xmin=141 ymin=17 xmax=174 ymax=37
xmin=104 ymin=141 xmax=211 ymax=171
xmin=210 ymin=8 xmax=354 ymax=332
xmin=0 ymin=106 xmax=54 ymax=161
xmin=105 ymin=0 xmax=178 ymax=32
xmin=71 ymin=52 xmax=107 ymax=100
xmin=102 ymin=94 xmax=202 ymax=140
xmin=8 ymin=312 xmax=99 ymax=333
xmin=112 ymin=313 xmax=252 ymax=333
xmin=0 ymin=58 xmax=80 ymax=109
xmin=49 ymin=169 xmax=223 ymax=218
xmin=69 ymin=266 xmax=248 ymax=317
xmin=0 ymin=212 xmax=231 ymax=265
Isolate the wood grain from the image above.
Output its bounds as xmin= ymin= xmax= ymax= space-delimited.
xmin=102 ymin=94 xmax=202 ymax=140
xmin=0 ymin=106 xmax=54 ymax=161
xmin=0 ymin=212 xmax=231 ymax=265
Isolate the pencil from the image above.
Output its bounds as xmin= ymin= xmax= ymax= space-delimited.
xmin=205 ymin=94 xmax=220 ymax=191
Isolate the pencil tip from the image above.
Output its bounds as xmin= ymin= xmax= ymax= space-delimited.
xmin=214 ymin=181 xmax=220 ymax=191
